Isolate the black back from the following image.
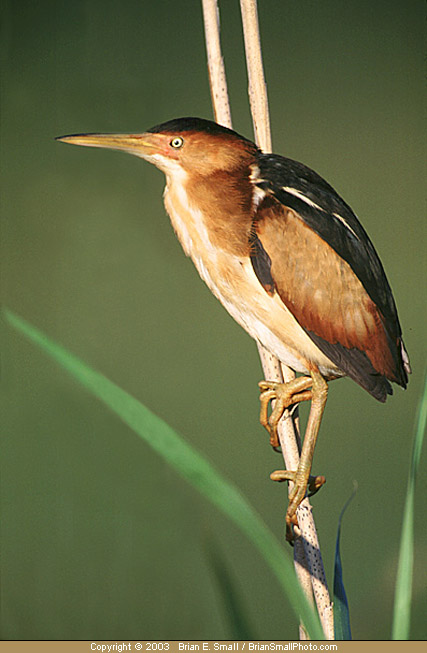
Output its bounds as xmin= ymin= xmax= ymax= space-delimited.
xmin=255 ymin=153 xmax=403 ymax=341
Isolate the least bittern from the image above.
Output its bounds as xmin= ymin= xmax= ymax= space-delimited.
xmin=57 ymin=118 xmax=411 ymax=539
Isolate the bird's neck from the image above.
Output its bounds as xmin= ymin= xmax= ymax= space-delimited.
xmin=164 ymin=164 xmax=255 ymax=259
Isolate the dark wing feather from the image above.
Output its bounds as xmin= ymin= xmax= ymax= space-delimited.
xmin=252 ymin=153 xmax=409 ymax=396
xmin=256 ymin=154 xmax=399 ymax=328
xmin=249 ymin=228 xmax=275 ymax=295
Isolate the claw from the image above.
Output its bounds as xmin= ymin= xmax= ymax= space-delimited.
xmin=308 ymin=474 xmax=326 ymax=497
xmin=259 ymin=370 xmax=329 ymax=544
xmin=270 ymin=470 xmax=326 ymax=492
xmin=258 ymin=377 xmax=313 ymax=449
xmin=270 ymin=469 xmax=326 ymax=542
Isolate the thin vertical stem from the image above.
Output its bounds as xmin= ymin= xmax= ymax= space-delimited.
xmin=203 ymin=0 xmax=333 ymax=639
xmin=239 ymin=0 xmax=271 ymax=151
xmin=239 ymin=0 xmax=334 ymax=639
xmin=201 ymin=0 xmax=232 ymax=128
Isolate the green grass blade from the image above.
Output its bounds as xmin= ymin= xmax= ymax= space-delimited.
xmin=333 ymin=485 xmax=356 ymax=640
xmin=392 ymin=373 xmax=427 ymax=640
xmin=208 ymin=544 xmax=256 ymax=640
xmin=4 ymin=308 xmax=324 ymax=640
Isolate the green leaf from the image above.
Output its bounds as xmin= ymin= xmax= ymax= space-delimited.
xmin=392 ymin=373 xmax=427 ymax=640
xmin=4 ymin=308 xmax=325 ymax=640
xmin=333 ymin=485 xmax=356 ymax=640
xmin=207 ymin=544 xmax=256 ymax=640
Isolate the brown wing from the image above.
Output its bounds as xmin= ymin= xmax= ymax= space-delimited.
xmin=252 ymin=197 xmax=404 ymax=400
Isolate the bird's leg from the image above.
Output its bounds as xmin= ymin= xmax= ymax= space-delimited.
xmin=270 ymin=469 xmax=326 ymax=497
xmin=283 ymin=369 xmax=328 ymax=541
xmin=259 ymin=375 xmax=314 ymax=448
xmin=260 ymin=369 xmax=328 ymax=541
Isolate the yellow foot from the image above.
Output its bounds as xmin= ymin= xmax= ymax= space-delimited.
xmin=270 ymin=469 xmax=326 ymax=542
xmin=263 ymin=369 xmax=329 ymax=543
xmin=270 ymin=470 xmax=326 ymax=496
xmin=258 ymin=377 xmax=313 ymax=448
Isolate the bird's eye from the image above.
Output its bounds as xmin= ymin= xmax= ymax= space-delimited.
xmin=170 ymin=137 xmax=184 ymax=149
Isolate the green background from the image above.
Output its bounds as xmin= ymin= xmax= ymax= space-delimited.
xmin=1 ymin=0 xmax=425 ymax=641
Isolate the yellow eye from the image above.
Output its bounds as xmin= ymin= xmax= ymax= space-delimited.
xmin=170 ymin=137 xmax=184 ymax=149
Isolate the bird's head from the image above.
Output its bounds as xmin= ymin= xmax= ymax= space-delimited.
xmin=57 ymin=117 xmax=258 ymax=180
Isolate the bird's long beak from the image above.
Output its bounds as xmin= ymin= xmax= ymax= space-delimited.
xmin=55 ymin=132 xmax=161 ymax=158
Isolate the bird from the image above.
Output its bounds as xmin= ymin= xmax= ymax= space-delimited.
xmin=57 ymin=117 xmax=411 ymax=539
